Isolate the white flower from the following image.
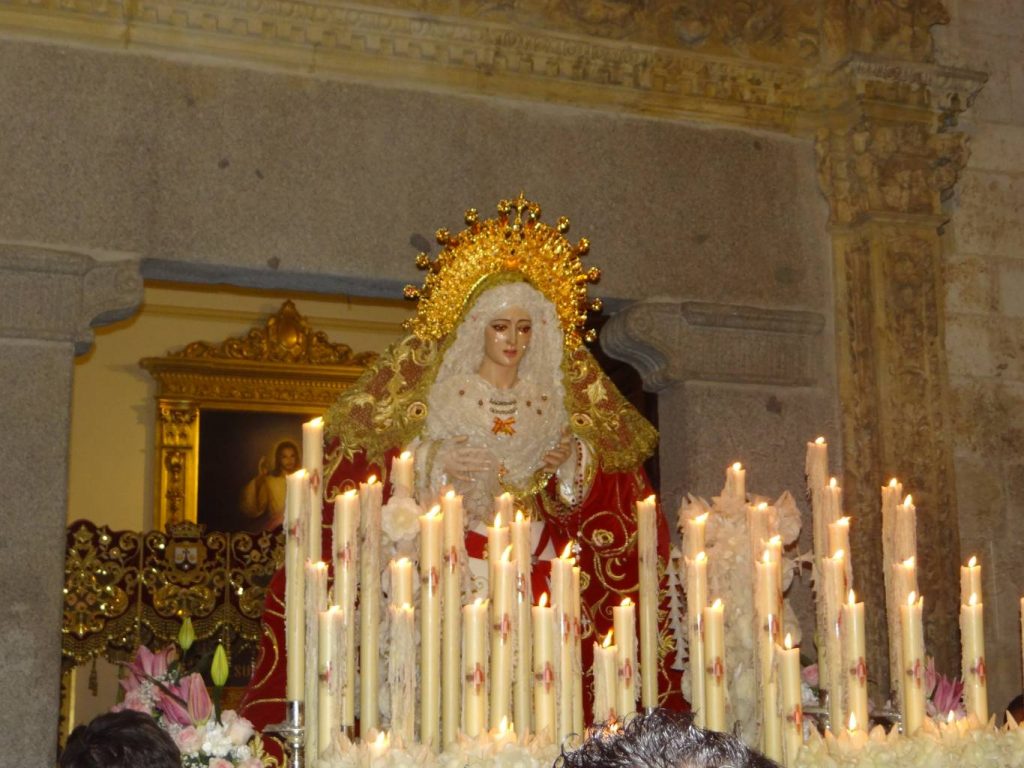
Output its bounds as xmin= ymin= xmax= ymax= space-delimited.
xmin=381 ymin=496 xmax=422 ymax=544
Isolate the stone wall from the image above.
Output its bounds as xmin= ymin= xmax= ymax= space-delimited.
xmin=935 ymin=0 xmax=1024 ymax=720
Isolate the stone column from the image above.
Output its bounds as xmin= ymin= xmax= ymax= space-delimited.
xmin=0 ymin=248 xmax=141 ymax=766
xmin=601 ymin=299 xmax=832 ymax=519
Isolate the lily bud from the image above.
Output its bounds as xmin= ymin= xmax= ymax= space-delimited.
xmin=211 ymin=644 xmax=229 ymax=688
xmin=177 ymin=616 xmax=195 ymax=652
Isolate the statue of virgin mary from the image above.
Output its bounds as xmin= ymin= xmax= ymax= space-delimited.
xmin=240 ymin=194 xmax=683 ymax=734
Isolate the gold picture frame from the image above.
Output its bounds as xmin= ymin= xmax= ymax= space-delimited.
xmin=141 ymin=300 xmax=375 ymax=531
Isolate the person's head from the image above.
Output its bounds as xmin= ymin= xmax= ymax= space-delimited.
xmin=273 ymin=440 xmax=300 ymax=475
xmin=1006 ymin=693 xmax=1024 ymax=724
xmin=558 ymin=709 xmax=780 ymax=768
xmin=60 ymin=711 xmax=180 ymax=768
xmin=435 ymin=280 xmax=563 ymax=386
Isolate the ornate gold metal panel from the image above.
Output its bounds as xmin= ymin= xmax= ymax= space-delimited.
xmin=140 ymin=300 xmax=376 ymax=531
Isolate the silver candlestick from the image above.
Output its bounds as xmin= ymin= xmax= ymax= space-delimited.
xmin=265 ymin=700 xmax=304 ymax=768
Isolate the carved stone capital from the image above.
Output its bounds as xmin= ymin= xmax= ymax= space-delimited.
xmin=0 ymin=247 xmax=142 ymax=355
xmin=601 ymin=299 xmax=826 ymax=392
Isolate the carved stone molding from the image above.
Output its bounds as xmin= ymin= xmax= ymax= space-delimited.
xmin=815 ymin=58 xmax=982 ymax=687
xmin=0 ymin=247 xmax=142 ymax=354
xmin=601 ymin=299 xmax=826 ymax=392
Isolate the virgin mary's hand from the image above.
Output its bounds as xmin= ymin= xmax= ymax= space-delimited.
xmin=541 ymin=430 xmax=573 ymax=473
xmin=440 ymin=435 xmax=497 ymax=481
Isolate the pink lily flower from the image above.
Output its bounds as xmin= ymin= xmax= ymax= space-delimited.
xmin=159 ymin=672 xmax=213 ymax=726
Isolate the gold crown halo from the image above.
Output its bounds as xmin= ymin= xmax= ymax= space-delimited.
xmin=403 ymin=193 xmax=602 ymax=349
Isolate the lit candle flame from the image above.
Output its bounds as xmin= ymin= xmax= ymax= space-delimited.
xmin=838 ymin=516 xmax=850 ymax=526
xmin=968 ymin=555 xmax=977 ymax=568
xmin=784 ymin=633 xmax=793 ymax=650
xmin=768 ymin=534 xmax=782 ymax=546
xmin=308 ymin=416 xmax=323 ymax=427
xmin=314 ymin=561 xmax=328 ymax=571
xmin=342 ymin=488 xmax=357 ymax=498
xmin=366 ymin=473 xmax=377 ymax=484
xmin=848 ymin=589 xmax=856 ymax=604
xmin=695 ymin=551 xmax=707 ymax=563
xmin=644 ymin=493 xmax=656 ymax=504
xmin=498 ymin=716 xmax=509 ymax=735
xmin=848 ymin=712 xmax=858 ymax=731
xmin=904 ymin=494 xmax=913 ymax=506
xmin=515 ymin=510 xmax=525 ymax=523
xmin=757 ymin=502 xmax=768 ymax=511
xmin=815 ymin=436 xmax=826 ymax=445
xmin=969 ymin=592 xmax=978 ymax=607
xmin=732 ymin=462 xmax=742 ymax=471
xmin=538 ymin=593 xmax=548 ymax=608
xmin=889 ymin=478 xmax=898 ymax=488
xmin=560 ymin=542 xmax=575 ymax=560
xmin=762 ymin=549 xmax=771 ymax=564
xmin=501 ymin=544 xmax=513 ymax=563
xmin=426 ymin=504 xmax=441 ymax=519
xmin=445 ymin=489 xmax=455 ymax=499
xmin=399 ymin=449 xmax=411 ymax=460
xmin=696 ymin=512 xmax=709 ymax=524
xmin=603 ymin=630 xmax=614 ymax=648
xmin=494 ymin=512 xmax=503 ymax=527
xmin=947 ymin=710 xmax=955 ymax=724
xmin=711 ymin=598 xmax=723 ymax=610
xmin=902 ymin=556 xmax=916 ymax=568
xmin=401 ymin=601 xmax=412 ymax=612
xmin=621 ymin=597 xmax=634 ymax=607
xmin=833 ymin=549 xmax=845 ymax=561
xmin=474 ymin=597 xmax=486 ymax=608
xmin=829 ymin=477 xmax=838 ymax=488
xmin=908 ymin=591 xmax=918 ymax=605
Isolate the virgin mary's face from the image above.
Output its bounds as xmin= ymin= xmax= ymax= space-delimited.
xmin=482 ymin=306 xmax=532 ymax=370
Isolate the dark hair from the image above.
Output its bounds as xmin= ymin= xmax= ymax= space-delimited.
xmin=60 ymin=711 xmax=181 ymax=768
xmin=558 ymin=708 xmax=780 ymax=768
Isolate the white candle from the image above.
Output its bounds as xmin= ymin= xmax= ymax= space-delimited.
xmin=551 ymin=544 xmax=575 ymax=743
xmin=613 ymin=597 xmax=638 ymax=721
xmin=463 ymin=598 xmax=489 ymax=738
xmin=494 ymin=492 xmax=514 ymax=520
xmin=778 ymin=633 xmax=803 ymax=767
xmin=318 ymin=606 xmax=344 ymax=752
xmin=592 ymin=632 xmax=618 ymax=724
xmin=359 ymin=475 xmax=383 ymax=731
xmin=894 ymin=494 xmax=917 ymax=564
xmin=805 ymin=437 xmax=828 ymax=494
xmin=637 ymin=494 xmax=660 ymax=710
xmin=824 ymin=477 xmax=843 ymax=525
xmin=419 ymin=506 xmax=442 ymax=748
xmin=532 ymin=594 xmax=556 ymax=741
xmin=490 ymin=546 xmax=515 ymax=730
xmin=684 ymin=511 xmax=709 ymax=560
xmin=332 ymin=490 xmax=359 ymax=727
xmin=703 ymin=598 xmax=726 ymax=732
xmin=960 ymin=556 xmax=982 ymax=607
xmin=389 ymin=557 xmax=413 ymax=608
xmin=302 ymin=417 xmax=324 ymax=562
xmin=487 ymin=512 xmax=511 ymax=602
xmin=389 ymin=603 xmax=416 ymax=745
xmin=961 ymin=592 xmax=988 ymax=724
xmin=571 ymin=564 xmax=584 ymax=736
xmin=510 ymin=511 xmax=533 ymax=737
xmin=827 ymin=517 xmax=850 ymax=559
xmin=441 ymin=490 xmax=464 ymax=747
xmin=755 ymin=550 xmax=783 ymax=761
xmin=390 ymin=450 xmax=414 ymax=497
xmin=304 ymin=560 xmax=328 ymax=760
xmin=284 ymin=469 xmax=308 ymax=701
xmin=842 ymin=590 xmax=868 ymax=733
xmin=686 ymin=552 xmax=708 ymax=727
xmin=725 ymin=462 xmax=746 ymax=503
xmin=822 ymin=549 xmax=847 ymax=730
xmin=900 ymin=592 xmax=926 ymax=735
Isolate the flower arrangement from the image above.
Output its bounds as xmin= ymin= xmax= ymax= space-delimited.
xmin=113 ymin=619 xmax=270 ymax=768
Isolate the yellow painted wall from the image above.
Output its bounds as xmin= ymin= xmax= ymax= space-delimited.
xmin=67 ymin=281 xmax=413 ymax=531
